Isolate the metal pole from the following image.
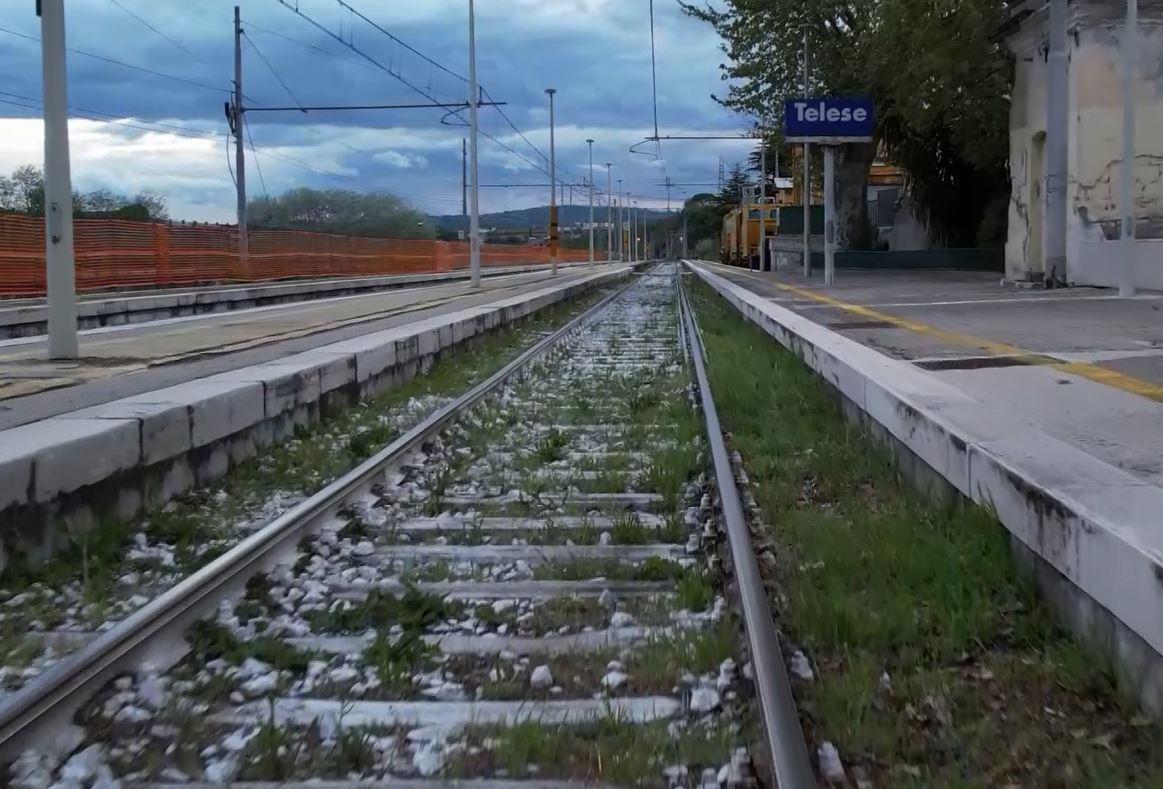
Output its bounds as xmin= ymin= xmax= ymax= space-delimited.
xmin=617 ymin=179 xmax=624 ymax=262
xmin=545 ymin=88 xmax=558 ymax=274
xmin=759 ymin=134 xmax=767 ymax=272
xmin=1120 ymin=0 xmax=1137 ymax=297
xmin=802 ymin=26 xmax=811 ymax=278
xmin=682 ymin=212 xmax=688 ymax=259
xmin=632 ymin=203 xmax=638 ymax=263
xmin=467 ymin=0 xmax=481 ymax=287
xmin=461 ymin=138 xmax=467 ymax=222
xmin=234 ymin=6 xmax=248 ymax=275
xmin=587 ymin=139 xmax=595 ymax=269
xmin=606 ymin=164 xmax=613 ymax=262
xmin=1045 ymin=0 xmax=1069 ymax=286
xmin=823 ymin=146 xmax=835 ymax=286
xmin=804 ymin=28 xmax=814 ymax=278
xmin=40 ymin=0 xmax=78 ymax=359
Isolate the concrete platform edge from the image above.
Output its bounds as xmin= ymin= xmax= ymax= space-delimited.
xmin=0 ymin=265 xmax=632 ymax=567
xmin=0 ymin=261 xmax=600 ymax=339
xmin=686 ymin=259 xmax=1163 ymax=716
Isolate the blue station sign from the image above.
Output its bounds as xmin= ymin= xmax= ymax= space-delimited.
xmin=783 ymin=96 xmax=875 ymax=144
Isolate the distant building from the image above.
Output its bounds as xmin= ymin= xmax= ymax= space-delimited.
xmin=1003 ymin=1 xmax=1163 ymax=287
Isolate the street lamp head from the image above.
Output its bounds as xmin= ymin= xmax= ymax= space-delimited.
xmin=586 ymin=138 xmax=594 ymax=145
xmin=545 ymin=88 xmax=556 ymax=96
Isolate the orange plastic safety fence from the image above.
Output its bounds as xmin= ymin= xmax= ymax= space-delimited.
xmin=0 ymin=214 xmax=591 ymax=297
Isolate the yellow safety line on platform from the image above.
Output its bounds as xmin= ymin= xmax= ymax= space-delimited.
xmin=729 ymin=268 xmax=1163 ymax=405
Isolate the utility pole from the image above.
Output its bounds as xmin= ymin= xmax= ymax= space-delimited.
xmin=1120 ymin=0 xmax=1137 ymax=297
xmin=461 ymin=138 xmax=467 ymax=224
xmin=587 ymin=139 xmax=595 ymax=269
xmin=759 ymin=133 xmax=767 ymax=272
xmin=545 ymin=88 xmax=558 ymax=274
xmin=617 ymin=179 xmax=624 ymax=261
xmin=467 ymin=0 xmax=481 ymax=286
xmin=1045 ymin=0 xmax=1068 ymax=287
xmin=39 ymin=0 xmax=78 ymax=359
xmin=606 ymin=164 xmax=613 ymax=262
xmin=682 ymin=211 xmax=689 ymax=259
xmin=233 ymin=6 xmax=247 ymax=274
xmin=632 ymin=203 xmax=641 ymax=265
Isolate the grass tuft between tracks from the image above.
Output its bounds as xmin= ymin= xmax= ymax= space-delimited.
xmin=687 ymin=275 xmax=1163 ymax=787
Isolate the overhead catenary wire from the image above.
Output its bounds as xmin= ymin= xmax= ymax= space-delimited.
xmin=0 ymin=25 xmax=240 ymax=98
xmin=0 ymin=90 xmax=225 ymax=141
xmin=243 ymin=32 xmax=306 ymax=112
xmin=106 ymin=0 xmax=213 ymax=69
xmin=243 ymin=115 xmax=269 ymax=197
xmin=274 ymin=0 xmax=457 ymax=109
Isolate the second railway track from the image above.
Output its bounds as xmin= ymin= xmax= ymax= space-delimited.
xmin=3 ymin=264 xmax=813 ymax=789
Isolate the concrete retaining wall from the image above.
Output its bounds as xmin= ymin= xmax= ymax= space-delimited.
xmin=0 ymin=266 xmax=631 ymax=568
xmin=0 ymin=262 xmax=596 ymax=340
xmin=686 ymin=259 xmax=1163 ymax=716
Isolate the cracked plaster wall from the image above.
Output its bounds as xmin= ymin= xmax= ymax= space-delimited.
xmin=1006 ymin=2 xmax=1163 ymax=288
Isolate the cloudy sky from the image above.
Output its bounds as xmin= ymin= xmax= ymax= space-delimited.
xmin=0 ymin=0 xmax=755 ymax=222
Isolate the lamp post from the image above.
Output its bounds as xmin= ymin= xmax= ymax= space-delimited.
xmin=617 ymin=179 xmax=624 ymax=261
xmin=606 ymin=163 xmax=613 ymax=262
xmin=467 ymin=0 xmax=481 ymax=287
xmin=586 ymin=139 xmax=595 ymax=269
xmin=545 ymin=88 xmax=557 ymax=274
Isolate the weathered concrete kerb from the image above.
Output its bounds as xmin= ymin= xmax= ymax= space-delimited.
xmin=685 ymin=259 xmax=1163 ymax=717
xmin=0 ymin=266 xmax=632 ymax=569
xmin=0 ymin=262 xmax=598 ymax=340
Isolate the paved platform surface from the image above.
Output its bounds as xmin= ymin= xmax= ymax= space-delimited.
xmin=703 ymin=262 xmax=1163 ymax=485
xmin=0 ymin=267 xmax=607 ymax=430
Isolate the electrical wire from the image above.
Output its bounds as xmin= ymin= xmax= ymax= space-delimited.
xmin=0 ymin=25 xmax=238 ymax=97
xmin=243 ymin=115 xmax=269 ymax=197
xmin=326 ymin=0 xmax=467 ymax=84
xmin=479 ymin=86 xmax=547 ymax=166
xmin=274 ymin=0 xmax=452 ymax=108
xmin=0 ymin=90 xmax=225 ymax=140
xmin=106 ymin=0 xmax=212 ymax=68
xmin=243 ymin=32 xmax=306 ymax=111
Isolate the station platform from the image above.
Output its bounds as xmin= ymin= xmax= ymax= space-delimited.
xmin=0 ymin=266 xmax=606 ymax=430
xmin=0 ymin=261 xmax=593 ymax=339
xmin=688 ymin=259 xmax=1163 ymax=715
xmin=701 ymin=262 xmax=1163 ymax=486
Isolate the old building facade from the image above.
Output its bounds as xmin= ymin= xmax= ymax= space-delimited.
xmin=1005 ymin=1 xmax=1163 ymax=288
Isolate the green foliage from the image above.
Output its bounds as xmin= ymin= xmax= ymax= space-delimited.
xmin=361 ymin=629 xmax=435 ymax=692
xmin=312 ymin=586 xmax=459 ymax=633
xmin=681 ymin=0 xmax=1011 ymax=248
xmin=0 ymin=165 xmax=168 ymax=221
xmin=186 ymin=620 xmax=312 ymax=673
xmin=248 ymin=187 xmax=434 ymax=238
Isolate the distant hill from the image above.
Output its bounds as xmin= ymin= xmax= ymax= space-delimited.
xmin=435 ymin=204 xmax=670 ymax=232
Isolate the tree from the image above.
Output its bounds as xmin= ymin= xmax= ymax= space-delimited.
xmin=5 ymin=165 xmax=45 ymax=215
xmin=718 ymin=164 xmax=751 ymax=208
xmin=0 ymin=166 xmax=169 ymax=221
xmin=248 ymin=187 xmax=434 ymax=238
xmin=682 ymin=0 xmax=1011 ymax=248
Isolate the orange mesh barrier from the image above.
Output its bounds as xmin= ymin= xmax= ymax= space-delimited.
xmin=0 ymin=214 xmax=592 ymax=297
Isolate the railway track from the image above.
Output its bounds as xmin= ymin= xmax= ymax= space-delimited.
xmin=2 ymin=264 xmax=814 ymax=789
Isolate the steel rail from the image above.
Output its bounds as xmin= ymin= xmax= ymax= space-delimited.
xmin=677 ymin=267 xmax=815 ymax=788
xmin=0 ymin=271 xmax=644 ymax=760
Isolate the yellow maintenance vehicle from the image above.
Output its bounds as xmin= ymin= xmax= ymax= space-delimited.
xmin=721 ymin=198 xmax=779 ymax=270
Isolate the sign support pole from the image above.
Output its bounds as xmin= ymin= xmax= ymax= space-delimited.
xmin=823 ymin=146 xmax=836 ymax=286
